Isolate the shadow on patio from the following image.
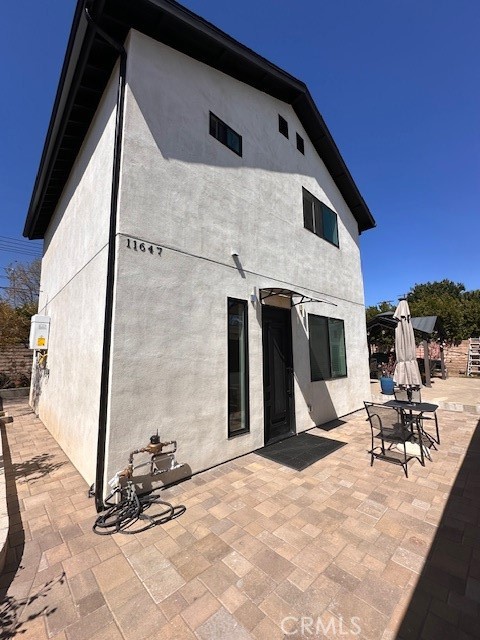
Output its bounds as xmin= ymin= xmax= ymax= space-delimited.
xmin=395 ymin=417 xmax=480 ymax=639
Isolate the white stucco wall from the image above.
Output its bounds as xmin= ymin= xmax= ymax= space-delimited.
xmin=101 ymin=30 xmax=371 ymax=483
xmin=33 ymin=68 xmax=118 ymax=484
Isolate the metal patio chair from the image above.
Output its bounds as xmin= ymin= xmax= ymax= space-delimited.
xmin=364 ymin=402 xmax=425 ymax=477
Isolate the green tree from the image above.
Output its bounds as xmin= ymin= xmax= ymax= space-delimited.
xmin=409 ymin=294 xmax=464 ymax=343
xmin=463 ymin=290 xmax=480 ymax=337
xmin=0 ymin=302 xmax=34 ymax=347
xmin=408 ymin=279 xmax=466 ymax=302
xmin=408 ymin=280 xmax=469 ymax=344
xmin=367 ymin=280 xmax=480 ymax=349
xmin=365 ymin=300 xmax=395 ymax=323
xmin=0 ymin=259 xmax=40 ymax=346
xmin=406 ymin=279 xmax=480 ymax=344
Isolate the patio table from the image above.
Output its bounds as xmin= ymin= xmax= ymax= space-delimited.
xmin=383 ymin=399 xmax=439 ymax=449
xmin=383 ymin=399 xmax=439 ymax=415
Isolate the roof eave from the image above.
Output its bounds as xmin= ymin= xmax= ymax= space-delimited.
xmin=24 ymin=0 xmax=93 ymax=239
xmin=24 ymin=0 xmax=376 ymax=239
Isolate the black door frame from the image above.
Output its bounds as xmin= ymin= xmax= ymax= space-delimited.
xmin=262 ymin=304 xmax=296 ymax=446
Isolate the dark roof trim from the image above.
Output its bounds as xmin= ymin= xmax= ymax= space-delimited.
xmin=24 ymin=0 xmax=376 ymax=239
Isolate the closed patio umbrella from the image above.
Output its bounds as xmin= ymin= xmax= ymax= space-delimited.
xmin=393 ymin=299 xmax=422 ymax=395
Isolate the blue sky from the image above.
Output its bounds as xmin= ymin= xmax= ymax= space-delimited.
xmin=1 ymin=0 xmax=478 ymax=306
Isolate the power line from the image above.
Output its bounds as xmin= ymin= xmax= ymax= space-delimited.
xmin=0 ymin=245 xmax=42 ymax=257
xmin=0 ymin=235 xmax=43 ymax=258
xmin=0 ymin=241 xmax=40 ymax=249
xmin=0 ymin=242 xmax=41 ymax=251
xmin=0 ymin=285 xmax=38 ymax=293
xmin=0 ymin=234 xmax=42 ymax=246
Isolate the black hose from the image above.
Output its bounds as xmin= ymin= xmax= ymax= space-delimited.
xmin=93 ymin=481 xmax=186 ymax=535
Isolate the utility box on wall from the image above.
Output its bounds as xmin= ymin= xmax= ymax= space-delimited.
xmin=29 ymin=315 xmax=51 ymax=350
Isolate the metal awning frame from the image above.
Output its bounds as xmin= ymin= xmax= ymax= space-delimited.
xmin=259 ymin=287 xmax=336 ymax=308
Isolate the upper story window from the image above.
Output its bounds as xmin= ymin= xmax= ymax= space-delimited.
xmin=296 ymin=133 xmax=305 ymax=154
xmin=209 ymin=112 xmax=242 ymax=156
xmin=302 ymin=187 xmax=339 ymax=247
xmin=309 ymin=314 xmax=347 ymax=381
xmin=278 ymin=115 xmax=289 ymax=138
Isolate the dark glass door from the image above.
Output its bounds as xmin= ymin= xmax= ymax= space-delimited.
xmin=262 ymin=305 xmax=295 ymax=445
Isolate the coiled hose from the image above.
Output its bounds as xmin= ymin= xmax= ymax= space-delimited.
xmin=93 ymin=480 xmax=186 ymax=535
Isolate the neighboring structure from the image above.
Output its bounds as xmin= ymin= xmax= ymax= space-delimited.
xmin=367 ymin=313 xmax=448 ymax=386
xmin=24 ymin=0 xmax=375 ymax=505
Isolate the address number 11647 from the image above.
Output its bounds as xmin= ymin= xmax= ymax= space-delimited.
xmin=126 ymin=238 xmax=162 ymax=256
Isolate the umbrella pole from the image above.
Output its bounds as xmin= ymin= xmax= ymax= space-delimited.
xmin=440 ymin=346 xmax=447 ymax=379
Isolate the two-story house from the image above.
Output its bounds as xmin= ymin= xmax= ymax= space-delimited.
xmin=24 ymin=0 xmax=376 ymax=507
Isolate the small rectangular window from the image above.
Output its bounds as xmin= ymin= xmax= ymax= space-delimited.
xmin=296 ymin=133 xmax=304 ymax=154
xmin=228 ymin=298 xmax=249 ymax=436
xmin=210 ymin=112 xmax=242 ymax=156
xmin=309 ymin=314 xmax=347 ymax=381
xmin=302 ymin=187 xmax=339 ymax=247
xmin=302 ymin=189 xmax=314 ymax=233
xmin=278 ymin=115 xmax=289 ymax=138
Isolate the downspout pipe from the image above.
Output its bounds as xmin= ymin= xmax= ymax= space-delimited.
xmin=84 ymin=7 xmax=127 ymax=512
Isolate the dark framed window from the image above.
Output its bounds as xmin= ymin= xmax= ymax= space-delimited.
xmin=302 ymin=188 xmax=339 ymax=247
xmin=278 ymin=114 xmax=289 ymax=138
xmin=228 ymin=298 xmax=249 ymax=436
xmin=210 ymin=112 xmax=242 ymax=156
xmin=309 ymin=314 xmax=347 ymax=381
xmin=296 ymin=133 xmax=304 ymax=154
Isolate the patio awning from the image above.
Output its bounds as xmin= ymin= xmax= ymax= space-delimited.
xmin=367 ymin=312 xmax=440 ymax=338
xmin=259 ymin=288 xmax=336 ymax=308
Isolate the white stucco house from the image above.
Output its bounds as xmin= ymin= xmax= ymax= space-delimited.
xmin=24 ymin=0 xmax=376 ymax=508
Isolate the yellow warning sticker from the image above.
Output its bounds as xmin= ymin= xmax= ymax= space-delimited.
xmin=37 ymin=337 xmax=45 ymax=347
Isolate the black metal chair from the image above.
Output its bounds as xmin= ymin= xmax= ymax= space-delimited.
xmin=364 ymin=402 xmax=425 ymax=477
xmin=394 ymin=386 xmax=440 ymax=446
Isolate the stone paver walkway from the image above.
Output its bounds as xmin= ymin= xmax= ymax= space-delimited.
xmin=1 ymin=400 xmax=479 ymax=639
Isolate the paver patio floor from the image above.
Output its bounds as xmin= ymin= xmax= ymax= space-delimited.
xmin=1 ymin=400 xmax=479 ymax=639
